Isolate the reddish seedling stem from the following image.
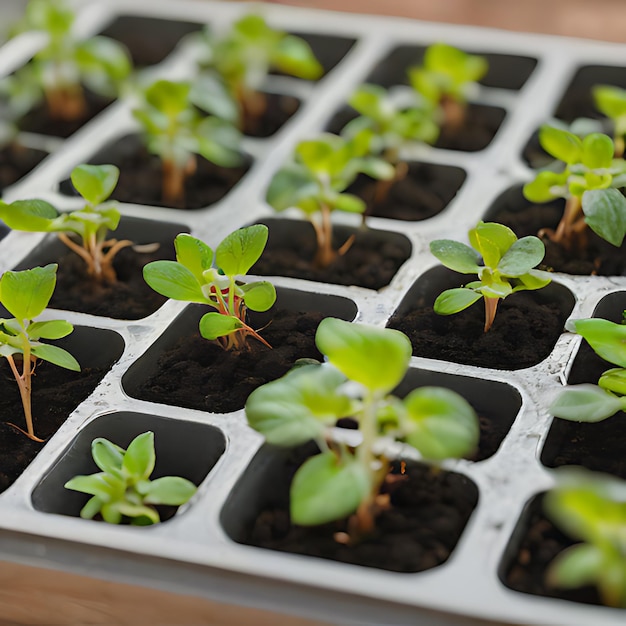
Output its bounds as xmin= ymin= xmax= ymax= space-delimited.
xmin=5 ymin=351 xmax=43 ymax=442
xmin=483 ymin=296 xmax=499 ymax=333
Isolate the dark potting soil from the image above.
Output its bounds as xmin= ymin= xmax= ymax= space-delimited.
xmin=82 ymin=136 xmax=250 ymax=210
xmin=503 ymin=495 xmax=602 ymax=606
xmin=242 ymin=93 xmax=300 ymax=138
xmin=18 ymin=91 xmax=112 ymax=138
xmin=49 ymin=246 xmax=168 ymax=319
xmin=0 ymin=361 xmax=105 ymax=494
xmin=541 ymin=340 xmax=626 ymax=478
xmin=347 ymin=163 xmax=466 ymax=221
xmin=131 ymin=309 xmax=326 ymax=413
xmin=387 ymin=291 xmax=565 ymax=370
xmin=241 ymin=444 xmax=478 ymax=573
xmin=0 ymin=143 xmax=47 ymax=191
xmin=491 ymin=201 xmax=626 ymax=276
xmin=435 ymin=104 xmax=505 ymax=152
xmin=251 ymin=225 xmax=410 ymax=291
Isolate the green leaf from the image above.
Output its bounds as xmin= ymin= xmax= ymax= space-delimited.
xmin=349 ymin=84 xmax=387 ymax=118
xmin=581 ymin=133 xmax=614 ymax=169
xmin=80 ymin=495 xmax=104 ymax=520
xmin=245 ymin=364 xmax=351 ymax=446
xmin=28 ymin=320 xmax=74 ymax=340
xmin=70 ymin=164 xmax=120 ymax=206
xmin=433 ymin=288 xmax=482 ymax=315
xmin=290 ymin=451 xmax=371 ymax=526
xmin=469 ymin=222 xmax=516 ymax=268
xmin=315 ymin=318 xmax=411 ymax=393
xmin=430 ymin=240 xmax=480 ymax=273
xmin=593 ymin=85 xmax=626 ymax=120
xmin=190 ymin=73 xmax=239 ymax=123
xmin=240 ymin=281 xmax=276 ymax=312
xmin=143 ymin=476 xmax=197 ymax=505
xmin=329 ymin=193 xmax=365 ymax=214
xmin=174 ymin=234 xmax=213 ymax=284
xmin=216 ymin=225 xmax=269 ymax=276
xmin=296 ymin=138 xmax=335 ymax=174
xmin=0 ymin=264 xmax=57 ymax=321
xmin=199 ymin=312 xmax=243 ymax=340
xmin=403 ymin=387 xmax=479 ymax=460
xmin=31 ymin=343 xmax=80 ymax=371
xmin=265 ymin=165 xmax=315 ymax=212
xmin=145 ymin=80 xmax=191 ymax=116
xmin=572 ymin=317 xmax=626 ymax=367
xmin=116 ymin=501 xmax=160 ymax=524
xmin=497 ymin=236 xmax=545 ymax=276
xmin=599 ymin=367 xmax=626 ymax=395
xmin=64 ymin=473 xmax=120 ymax=501
xmin=0 ymin=199 xmax=58 ymax=231
xmin=582 ymin=188 xmax=626 ymax=247
xmin=143 ymin=261 xmax=208 ymax=303
xmin=75 ymin=36 xmax=131 ymax=92
xmin=122 ymin=432 xmax=156 ymax=481
xmin=511 ymin=269 xmax=552 ymax=292
xmin=101 ymin=503 xmax=123 ymax=525
xmin=547 ymin=544 xmax=605 ymax=590
xmin=549 ymin=385 xmax=626 ymax=422
xmin=523 ymin=171 xmax=565 ymax=203
xmin=356 ymin=158 xmax=395 ymax=181
xmin=539 ymin=125 xmax=582 ymax=164
xmin=273 ymin=35 xmax=323 ymax=80
xmin=91 ymin=438 xmax=125 ymax=474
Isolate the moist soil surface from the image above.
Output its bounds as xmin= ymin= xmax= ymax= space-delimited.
xmin=491 ymin=201 xmax=626 ymax=276
xmin=130 ymin=309 xmax=326 ymax=413
xmin=348 ymin=163 xmax=465 ymax=221
xmin=541 ymin=340 xmax=626 ymax=478
xmin=251 ymin=224 xmax=410 ymax=290
xmin=239 ymin=444 xmax=478 ymax=572
xmin=48 ymin=246 xmax=169 ymax=319
xmin=504 ymin=495 xmax=602 ymax=606
xmin=18 ymin=91 xmax=112 ymax=137
xmin=0 ymin=361 xmax=106 ymax=494
xmin=387 ymin=291 xmax=565 ymax=370
xmin=0 ymin=144 xmax=47 ymax=191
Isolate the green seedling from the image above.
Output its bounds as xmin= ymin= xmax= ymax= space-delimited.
xmin=408 ymin=43 xmax=488 ymax=130
xmin=0 ymin=264 xmax=79 ymax=441
xmin=523 ymin=125 xmax=626 ymax=251
xmin=143 ymin=226 xmax=276 ymax=351
xmin=430 ymin=221 xmax=552 ymax=332
xmin=550 ymin=313 xmax=626 ymax=423
xmin=341 ymin=83 xmax=439 ymax=203
xmin=195 ymin=14 xmax=322 ymax=129
xmin=593 ymin=84 xmax=626 ymax=158
xmin=544 ymin=470 xmax=626 ymax=608
xmin=246 ymin=317 xmax=478 ymax=537
xmin=65 ymin=431 xmax=197 ymax=525
xmin=266 ymin=132 xmax=394 ymax=268
xmin=2 ymin=0 xmax=131 ymax=122
xmin=132 ymin=78 xmax=243 ymax=205
xmin=0 ymin=164 xmax=133 ymax=285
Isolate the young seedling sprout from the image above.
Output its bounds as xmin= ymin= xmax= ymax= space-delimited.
xmin=523 ymin=125 xmax=626 ymax=251
xmin=0 ymin=164 xmax=133 ymax=285
xmin=549 ymin=313 xmax=626 ymax=422
xmin=0 ymin=264 xmax=79 ymax=441
xmin=195 ymin=14 xmax=322 ymax=130
xmin=430 ymin=221 xmax=552 ymax=332
xmin=593 ymin=84 xmax=626 ymax=157
xmin=143 ymin=226 xmax=276 ymax=351
xmin=246 ymin=317 xmax=478 ymax=538
xmin=408 ymin=43 xmax=488 ymax=131
xmin=266 ymin=132 xmax=394 ymax=268
xmin=544 ymin=470 xmax=626 ymax=608
xmin=65 ymin=431 xmax=197 ymax=525
xmin=132 ymin=78 xmax=243 ymax=205
xmin=3 ymin=0 xmax=131 ymax=122
xmin=341 ymin=84 xmax=439 ymax=203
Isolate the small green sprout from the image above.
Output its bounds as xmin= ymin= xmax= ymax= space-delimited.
xmin=245 ymin=317 xmax=478 ymax=536
xmin=523 ymin=125 xmax=626 ymax=250
xmin=593 ymin=85 xmax=626 ymax=158
xmin=143 ymin=226 xmax=276 ymax=351
xmin=195 ymin=14 xmax=322 ymax=128
xmin=408 ymin=43 xmax=488 ymax=130
xmin=341 ymin=83 xmax=439 ymax=202
xmin=132 ymin=78 xmax=243 ymax=205
xmin=0 ymin=164 xmax=132 ymax=285
xmin=0 ymin=264 xmax=79 ymax=441
xmin=2 ymin=0 xmax=131 ymax=122
xmin=266 ymin=132 xmax=394 ymax=268
xmin=64 ymin=431 xmax=197 ymax=525
xmin=550 ymin=313 xmax=626 ymax=422
xmin=544 ymin=470 xmax=626 ymax=608
xmin=430 ymin=221 xmax=552 ymax=333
